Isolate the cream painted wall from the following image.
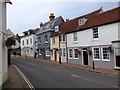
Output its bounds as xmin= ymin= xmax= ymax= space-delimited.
xmin=50 ymin=36 xmax=59 ymax=49
xmin=50 ymin=35 xmax=67 ymax=62
xmin=67 ymin=23 xmax=119 ymax=47
xmin=50 ymin=36 xmax=59 ymax=61
xmin=0 ymin=1 xmax=8 ymax=88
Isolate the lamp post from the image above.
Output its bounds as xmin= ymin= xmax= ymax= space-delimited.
xmin=59 ymin=31 xmax=61 ymax=64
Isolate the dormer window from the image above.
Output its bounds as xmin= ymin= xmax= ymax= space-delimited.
xmin=78 ymin=18 xmax=87 ymax=25
xmin=55 ymin=26 xmax=59 ymax=32
xmin=28 ymin=31 xmax=30 ymax=35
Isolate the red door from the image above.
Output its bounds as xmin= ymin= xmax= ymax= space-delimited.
xmin=54 ymin=50 xmax=57 ymax=61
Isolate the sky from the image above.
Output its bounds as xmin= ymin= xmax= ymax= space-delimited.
xmin=7 ymin=0 xmax=119 ymax=36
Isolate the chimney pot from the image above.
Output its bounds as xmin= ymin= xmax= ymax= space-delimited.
xmin=49 ymin=13 xmax=55 ymax=21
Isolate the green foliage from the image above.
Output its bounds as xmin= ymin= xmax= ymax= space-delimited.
xmin=5 ymin=37 xmax=15 ymax=48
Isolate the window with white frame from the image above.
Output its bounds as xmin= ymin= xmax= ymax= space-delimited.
xmin=44 ymin=35 xmax=48 ymax=43
xmin=38 ymin=49 xmax=42 ymax=55
xmin=63 ymin=48 xmax=66 ymax=57
xmin=52 ymin=37 xmax=55 ymax=44
xmin=93 ymin=27 xmax=99 ymax=39
xmin=63 ymin=35 xmax=66 ymax=42
xmin=60 ymin=48 xmax=62 ymax=57
xmin=55 ymin=26 xmax=59 ymax=32
xmin=22 ymin=40 xmax=24 ymax=46
xmin=38 ymin=37 xmax=41 ymax=44
xmin=59 ymin=35 xmax=62 ymax=42
xmin=102 ymin=47 xmax=110 ymax=61
xmin=93 ymin=47 xmax=100 ymax=60
xmin=46 ymin=50 xmax=50 ymax=57
xmin=73 ymin=32 xmax=77 ymax=42
xmin=78 ymin=18 xmax=86 ymax=25
xmin=30 ymin=38 xmax=32 ymax=44
xmin=69 ymin=49 xmax=73 ymax=59
xmin=27 ymin=39 xmax=29 ymax=45
xmin=51 ymin=50 xmax=53 ymax=56
xmin=74 ymin=49 xmax=79 ymax=59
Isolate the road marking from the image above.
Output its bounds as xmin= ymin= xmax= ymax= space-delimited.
xmin=71 ymin=74 xmax=118 ymax=88
xmin=12 ymin=64 xmax=35 ymax=90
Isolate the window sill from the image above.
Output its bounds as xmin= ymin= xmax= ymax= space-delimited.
xmin=74 ymin=58 xmax=79 ymax=59
xmin=102 ymin=59 xmax=110 ymax=62
xmin=73 ymin=41 xmax=78 ymax=44
xmin=69 ymin=58 xmax=73 ymax=59
xmin=93 ymin=59 xmax=100 ymax=61
xmin=46 ymin=55 xmax=50 ymax=57
xmin=45 ymin=42 xmax=48 ymax=44
xmin=60 ymin=41 xmax=66 ymax=44
xmin=92 ymin=39 xmax=99 ymax=42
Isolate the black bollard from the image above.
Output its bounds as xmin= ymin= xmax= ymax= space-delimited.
xmin=93 ymin=61 xmax=95 ymax=70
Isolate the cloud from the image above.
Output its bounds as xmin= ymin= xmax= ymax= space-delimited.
xmin=7 ymin=1 xmax=118 ymax=35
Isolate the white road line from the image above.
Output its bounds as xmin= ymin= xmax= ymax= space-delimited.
xmin=12 ymin=64 xmax=35 ymax=90
xmin=71 ymin=74 xmax=118 ymax=88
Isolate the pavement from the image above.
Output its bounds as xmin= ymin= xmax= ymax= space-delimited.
xmin=2 ymin=56 xmax=120 ymax=88
xmin=2 ymin=64 xmax=30 ymax=89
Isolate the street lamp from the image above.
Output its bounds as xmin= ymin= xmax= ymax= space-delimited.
xmin=59 ymin=31 xmax=61 ymax=64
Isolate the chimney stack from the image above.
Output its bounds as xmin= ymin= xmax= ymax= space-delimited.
xmin=49 ymin=13 xmax=55 ymax=21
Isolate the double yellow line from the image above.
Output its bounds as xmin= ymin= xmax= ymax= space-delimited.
xmin=13 ymin=64 xmax=35 ymax=90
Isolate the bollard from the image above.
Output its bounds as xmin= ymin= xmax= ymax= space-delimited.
xmin=93 ymin=61 xmax=95 ymax=70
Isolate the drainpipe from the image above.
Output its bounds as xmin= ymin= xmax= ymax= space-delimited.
xmin=59 ymin=32 xmax=61 ymax=64
xmin=93 ymin=61 xmax=95 ymax=70
xmin=65 ymin=34 xmax=68 ymax=63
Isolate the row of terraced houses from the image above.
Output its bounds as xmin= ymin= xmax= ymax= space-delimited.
xmin=21 ymin=7 xmax=120 ymax=70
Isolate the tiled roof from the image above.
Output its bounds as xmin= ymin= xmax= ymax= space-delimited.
xmin=51 ymin=6 xmax=120 ymax=37
xmin=60 ymin=8 xmax=102 ymax=34
xmin=50 ymin=32 xmax=59 ymax=37
xmin=78 ymin=7 xmax=120 ymax=31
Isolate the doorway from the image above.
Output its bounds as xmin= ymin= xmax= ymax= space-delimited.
xmin=116 ymin=56 xmax=120 ymax=68
xmin=115 ymin=48 xmax=120 ymax=69
xmin=54 ymin=50 xmax=57 ymax=61
xmin=83 ymin=50 xmax=88 ymax=65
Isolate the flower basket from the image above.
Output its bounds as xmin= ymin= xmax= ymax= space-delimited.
xmin=107 ymin=45 xmax=113 ymax=52
xmin=86 ymin=48 xmax=92 ymax=55
xmin=75 ymin=49 xmax=81 ymax=54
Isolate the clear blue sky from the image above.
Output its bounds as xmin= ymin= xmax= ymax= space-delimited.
xmin=7 ymin=1 xmax=118 ymax=35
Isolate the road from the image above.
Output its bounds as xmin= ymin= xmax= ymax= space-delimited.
xmin=11 ymin=57 xmax=118 ymax=88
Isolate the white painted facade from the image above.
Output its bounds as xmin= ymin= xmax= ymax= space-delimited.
xmin=67 ymin=22 xmax=119 ymax=69
xmin=21 ymin=34 xmax=36 ymax=57
xmin=12 ymin=40 xmax=20 ymax=49
xmin=0 ymin=1 xmax=11 ymax=88
xmin=67 ymin=23 xmax=118 ymax=47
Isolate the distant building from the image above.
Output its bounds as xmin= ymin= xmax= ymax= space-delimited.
xmin=0 ymin=0 xmax=12 ymax=88
xmin=36 ymin=13 xmax=64 ymax=60
xmin=11 ymin=33 xmax=21 ymax=56
xmin=21 ymin=28 xmax=39 ymax=58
